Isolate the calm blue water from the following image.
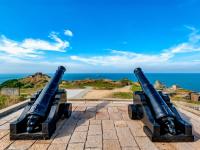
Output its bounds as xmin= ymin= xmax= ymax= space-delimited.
xmin=0 ymin=73 xmax=200 ymax=92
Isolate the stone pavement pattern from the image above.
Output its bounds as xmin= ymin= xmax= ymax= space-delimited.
xmin=0 ymin=101 xmax=200 ymax=150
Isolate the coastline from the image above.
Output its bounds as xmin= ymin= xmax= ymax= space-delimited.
xmin=0 ymin=73 xmax=200 ymax=92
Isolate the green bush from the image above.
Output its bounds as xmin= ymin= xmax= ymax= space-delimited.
xmin=18 ymin=94 xmax=27 ymax=101
xmin=0 ymin=79 xmax=24 ymax=88
xmin=119 ymin=78 xmax=132 ymax=86
xmin=111 ymin=92 xmax=132 ymax=99
xmin=0 ymin=95 xmax=7 ymax=109
xmin=131 ymin=83 xmax=142 ymax=92
xmin=23 ymin=83 xmax=34 ymax=88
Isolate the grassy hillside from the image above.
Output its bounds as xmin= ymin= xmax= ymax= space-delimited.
xmin=0 ymin=74 xmax=133 ymax=109
xmin=0 ymin=73 xmax=50 ymax=109
xmin=60 ymin=78 xmax=132 ymax=90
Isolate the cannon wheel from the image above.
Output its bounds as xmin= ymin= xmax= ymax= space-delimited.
xmin=64 ymin=103 xmax=72 ymax=118
xmin=128 ymin=104 xmax=143 ymax=120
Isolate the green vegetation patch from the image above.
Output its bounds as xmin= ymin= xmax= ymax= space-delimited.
xmin=60 ymin=78 xmax=132 ymax=90
xmin=172 ymin=97 xmax=200 ymax=105
xmin=111 ymin=92 xmax=133 ymax=99
xmin=131 ymin=82 xmax=142 ymax=92
xmin=0 ymin=95 xmax=26 ymax=109
xmin=0 ymin=79 xmax=24 ymax=88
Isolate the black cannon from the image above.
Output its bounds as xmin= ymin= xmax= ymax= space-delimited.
xmin=128 ymin=68 xmax=194 ymax=142
xmin=10 ymin=66 xmax=72 ymax=140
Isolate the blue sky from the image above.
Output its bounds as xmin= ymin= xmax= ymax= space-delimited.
xmin=0 ymin=0 xmax=200 ymax=73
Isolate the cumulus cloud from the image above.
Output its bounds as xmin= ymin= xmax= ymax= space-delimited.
xmin=64 ymin=29 xmax=73 ymax=37
xmin=70 ymin=26 xmax=200 ymax=70
xmin=0 ymin=32 xmax=69 ymax=58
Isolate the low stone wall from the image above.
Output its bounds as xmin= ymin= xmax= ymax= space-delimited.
xmin=0 ymin=88 xmax=20 ymax=96
xmin=190 ymin=92 xmax=200 ymax=102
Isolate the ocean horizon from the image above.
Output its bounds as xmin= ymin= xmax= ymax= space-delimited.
xmin=0 ymin=73 xmax=200 ymax=92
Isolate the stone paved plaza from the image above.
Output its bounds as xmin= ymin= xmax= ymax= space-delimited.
xmin=0 ymin=100 xmax=200 ymax=150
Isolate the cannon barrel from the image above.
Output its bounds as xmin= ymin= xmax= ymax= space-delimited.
xmin=26 ymin=66 xmax=66 ymax=133
xmin=134 ymin=68 xmax=176 ymax=135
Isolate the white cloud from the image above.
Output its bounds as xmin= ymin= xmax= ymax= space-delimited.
xmin=0 ymin=32 xmax=69 ymax=58
xmin=1 ymin=26 xmax=200 ymax=73
xmin=64 ymin=29 xmax=73 ymax=37
xmin=70 ymin=26 xmax=200 ymax=72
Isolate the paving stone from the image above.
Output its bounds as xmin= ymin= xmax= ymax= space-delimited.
xmin=51 ymin=133 xmax=71 ymax=144
xmin=121 ymin=112 xmax=131 ymax=121
xmin=35 ymin=139 xmax=53 ymax=144
xmin=36 ymin=118 xmax=70 ymax=145
xmin=51 ymin=123 xmax=75 ymax=144
xmin=103 ymin=130 xmax=118 ymax=140
xmin=108 ymin=107 xmax=118 ymax=113
xmin=0 ymin=129 xmax=9 ymax=139
xmin=103 ymin=140 xmax=121 ymax=150
xmin=8 ymin=140 xmax=35 ymax=150
xmin=109 ymin=112 xmax=123 ymax=120
xmin=96 ymin=111 xmax=109 ymax=120
xmin=77 ymin=106 xmax=87 ymax=112
xmin=83 ymin=111 xmax=96 ymax=120
xmin=70 ymin=131 xmax=87 ymax=143
xmin=77 ymin=119 xmax=90 ymax=126
xmin=135 ymin=137 xmax=159 ymax=150
xmin=0 ymin=120 xmax=7 ymax=126
xmin=85 ymin=135 xmax=102 ymax=148
xmin=87 ymin=106 xmax=97 ymax=112
xmin=97 ymin=108 xmax=108 ymax=113
xmin=117 ymin=107 xmax=128 ymax=113
xmin=2 ymin=101 xmax=200 ymax=150
xmin=0 ymin=123 xmax=9 ymax=129
xmin=102 ymin=120 xmax=114 ymax=130
xmin=67 ymin=143 xmax=84 ymax=150
xmin=155 ymin=142 xmax=177 ymax=150
xmin=88 ymin=125 xmax=102 ymax=135
xmin=90 ymin=120 xmax=101 ymax=125
xmin=85 ymin=148 xmax=102 ymax=150
xmin=29 ymin=143 xmax=49 ymax=150
xmin=127 ymin=120 xmax=146 ymax=137
xmin=75 ymin=125 xmax=89 ymax=132
xmin=48 ymin=143 xmax=67 ymax=150
xmin=116 ymin=127 xmax=137 ymax=147
xmin=114 ymin=120 xmax=127 ymax=127
xmin=0 ymin=135 xmax=13 ymax=150
xmin=122 ymin=147 xmax=140 ymax=150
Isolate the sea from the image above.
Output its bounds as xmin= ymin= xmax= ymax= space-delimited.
xmin=0 ymin=73 xmax=200 ymax=92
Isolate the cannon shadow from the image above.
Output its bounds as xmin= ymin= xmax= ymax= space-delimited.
xmin=179 ymin=111 xmax=200 ymax=142
xmin=51 ymin=101 xmax=109 ymax=139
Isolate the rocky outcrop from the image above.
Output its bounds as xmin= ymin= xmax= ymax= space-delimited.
xmin=154 ymin=80 xmax=166 ymax=90
xmin=171 ymin=84 xmax=181 ymax=91
xmin=190 ymin=92 xmax=200 ymax=102
xmin=20 ymin=73 xmax=50 ymax=88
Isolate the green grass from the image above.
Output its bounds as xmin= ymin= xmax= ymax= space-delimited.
xmin=172 ymin=97 xmax=200 ymax=105
xmin=20 ymin=88 xmax=41 ymax=96
xmin=131 ymin=83 xmax=142 ymax=92
xmin=111 ymin=92 xmax=133 ymax=99
xmin=176 ymin=88 xmax=192 ymax=93
xmin=0 ymin=95 xmax=26 ymax=109
xmin=60 ymin=79 xmax=131 ymax=90
xmin=0 ymin=79 xmax=24 ymax=88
